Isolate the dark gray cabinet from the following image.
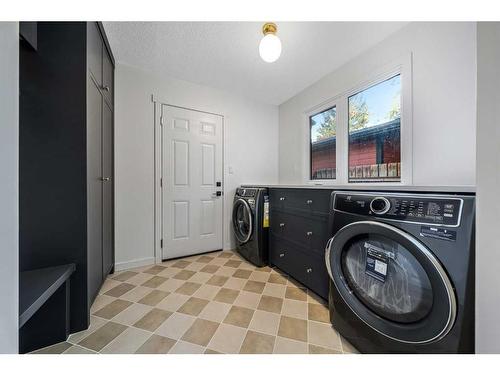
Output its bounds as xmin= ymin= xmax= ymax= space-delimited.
xmin=19 ymin=22 xmax=115 ymax=335
xmin=269 ymin=188 xmax=332 ymax=300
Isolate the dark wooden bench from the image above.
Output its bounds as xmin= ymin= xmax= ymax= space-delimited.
xmin=19 ymin=264 xmax=76 ymax=353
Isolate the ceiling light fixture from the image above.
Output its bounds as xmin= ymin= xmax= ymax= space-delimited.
xmin=259 ymin=22 xmax=281 ymax=63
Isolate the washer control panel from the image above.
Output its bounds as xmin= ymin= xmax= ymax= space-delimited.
xmin=334 ymin=193 xmax=463 ymax=227
xmin=236 ymin=188 xmax=256 ymax=197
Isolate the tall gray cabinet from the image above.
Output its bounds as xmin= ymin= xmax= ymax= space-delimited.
xmin=19 ymin=22 xmax=115 ymax=333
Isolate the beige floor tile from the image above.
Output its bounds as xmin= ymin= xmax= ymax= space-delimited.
xmin=136 ymin=334 xmax=177 ymax=354
xmin=181 ymin=318 xmax=219 ymax=346
xmin=240 ymin=330 xmax=275 ymax=354
xmin=224 ymin=259 xmax=243 ymax=268
xmin=273 ymin=337 xmax=308 ymax=354
xmin=224 ymin=277 xmax=247 ymax=290
xmin=257 ymin=295 xmax=283 ymax=314
xmin=67 ymin=315 xmax=107 ymax=344
xmin=175 ymin=281 xmax=202 ymax=296
xmin=189 ymin=272 xmax=213 ymax=284
xmin=204 ymin=348 xmax=221 ymax=354
xmin=307 ymin=290 xmax=327 ymax=305
xmin=185 ymin=262 xmax=205 ymax=271
xmin=100 ymin=327 xmax=152 ymax=354
xmin=233 ymin=290 xmax=261 ymax=309
xmin=169 ymin=340 xmax=205 ymax=354
xmin=207 ymin=323 xmax=246 ymax=354
xmin=138 ymin=290 xmax=169 ymax=306
xmin=94 ymin=299 xmax=133 ymax=319
xmin=233 ymin=269 xmax=252 ymax=279
xmin=156 ymin=292 xmax=190 ymax=312
xmin=78 ymin=321 xmax=128 ymax=352
xmin=99 ymin=278 xmax=122 ymax=294
xmin=156 ymin=312 xmax=196 ymax=340
xmin=213 ymin=288 xmax=240 ymax=304
xmin=133 ymin=308 xmax=172 ymax=332
xmin=209 ymin=257 xmax=227 ymax=266
xmin=196 ymin=255 xmax=214 ymax=264
xmin=173 ymin=269 xmax=196 ymax=280
xmin=156 ymin=267 xmax=182 ymax=278
xmin=223 ymin=305 xmax=255 ymax=328
xmin=199 ymin=301 xmax=231 ymax=323
xmin=120 ymin=286 xmax=153 ymax=302
xmin=255 ymin=266 xmax=273 ymax=273
xmin=262 ymin=283 xmax=286 ymax=298
xmin=31 ymin=341 xmax=73 ymax=354
xmin=268 ymin=273 xmax=288 ymax=285
xmin=341 ymin=336 xmax=359 ymax=354
xmin=111 ymin=271 xmax=138 ymax=282
xmin=309 ymin=344 xmax=342 ymax=354
xmin=218 ymin=252 xmax=233 ymax=258
xmin=143 ymin=265 xmax=167 ymax=275
xmin=282 ymin=299 xmax=308 ymax=319
xmin=200 ymin=264 xmax=220 ymax=274
xmin=90 ymin=294 xmax=116 ymax=313
xmin=239 ymin=262 xmax=257 ymax=271
xmin=177 ymin=296 xmax=210 ymax=316
xmin=248 ymin=310 xmax=281 ymax=336
xmin=243 ymin=280 xmax=266 ymax=294
xmin=156 ymin=278 xmax=186 ymax=293
xmin=308 ymin=303 xmax=330 ymax=323
xmin=172 ymin=260 xmax=191 ymax=269
xmin=142 ymin=276 xmax=168 ymax=288
xmin=63 ymin=345 xmax=95 ymax=354
xmin=308 ymin=321 xmax=341 ymax=350
xmin=104 ymin=283 xmax=136 ymax=298
xmin=111 ymin=303 xmax=153 ymax=326
xmin=285 ymin=286 xmax=308 ymax=301
xmin=206 ymin=275 xmax=229 ymax=287
xmin=126 ymin=273 xmax=154 ymax=286
xmin=248 ymin=271 xmax=269 ymax=282
xmin=278 ymin=316 xmax=307 ymax=342
xmin=193 ymin=284 xmax=220 ymax=300
xmin=215 ymin=267 xmax=235 ymax=277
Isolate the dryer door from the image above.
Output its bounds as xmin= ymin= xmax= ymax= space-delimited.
xmin=325 ymin=220 xmax=456 ymax=344
xmin=232 ymin=198 xmax=253 ymax=244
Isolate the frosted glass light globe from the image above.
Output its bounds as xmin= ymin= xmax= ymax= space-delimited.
xmin=259 ymin=33 xmax=282 ymax=63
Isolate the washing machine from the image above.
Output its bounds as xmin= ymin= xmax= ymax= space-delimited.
xmin=325 ymin=191 xmax=475 ymax=353
xmin=232 ymin=187 xmax=269 ymax=267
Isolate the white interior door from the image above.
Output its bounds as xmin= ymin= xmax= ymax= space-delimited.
xmin=161 ymin=105 xmax=223 ymax=260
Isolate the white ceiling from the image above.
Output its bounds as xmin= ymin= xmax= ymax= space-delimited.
xmin=103 ymin=22 xmax=407 ymax=105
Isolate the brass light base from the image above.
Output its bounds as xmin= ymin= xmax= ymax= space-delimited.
xmin=262 ymin=22 xmax=277 ymax=35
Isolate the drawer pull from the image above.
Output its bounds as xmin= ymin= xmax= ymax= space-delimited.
xmin=279 ymin=253 xmax=285 ymax=258
xmin=306 ymin=200 xmax=313 ymax=204
xmin=279 ymin=197 xmax=286 ymax=201
xmin=306 ymin=231 xmax=313 ymax=236
xmin=279 ymin=223 xmax=285 ymax=228
xmin=306 ymin=268 xmax=313 ymax=273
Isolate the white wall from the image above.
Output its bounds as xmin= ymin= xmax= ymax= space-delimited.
xmin=115 ymin=63 xmax=279 ymax=270
xmin=476 ymin=22 xmax=500 ymax=354
xmin=0 ymin=22 xmax=19 ymax=353
xmin=279 ymin=22 xmax=476 ymax=187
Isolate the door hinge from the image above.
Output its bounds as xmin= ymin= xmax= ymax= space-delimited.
xmin=160 ymin=239 xmax=163 ymax=248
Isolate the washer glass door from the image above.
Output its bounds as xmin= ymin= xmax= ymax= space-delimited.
xmin=232 ymin=199 xmax=253 ymax=243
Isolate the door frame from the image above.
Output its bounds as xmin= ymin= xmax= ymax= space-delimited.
xmin=152 ymin=95 xmax=225 ymax=264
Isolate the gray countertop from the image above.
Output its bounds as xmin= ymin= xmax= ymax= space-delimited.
xmin=241 ymin=183 xmax=476 ymax=194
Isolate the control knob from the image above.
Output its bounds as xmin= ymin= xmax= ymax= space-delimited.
xmin=370 ymin=197 xmax=391 ymax=215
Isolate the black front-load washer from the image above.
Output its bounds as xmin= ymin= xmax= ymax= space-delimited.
xmin=232 ymin=187 xmax=269 ymax=267
xmin=325 ymin=191 xmax=475 ymax=353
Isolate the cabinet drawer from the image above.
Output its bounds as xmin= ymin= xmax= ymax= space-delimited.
xmin=270 ymin=189 xmax=332 ymax=214
xmin=270 ymin=234 xmax=329 ymax=300
xmin=270 ymin=210 xmax=330 ymax=256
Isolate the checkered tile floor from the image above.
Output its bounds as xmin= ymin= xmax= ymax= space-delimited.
xmin=32 ymin=250 xmax=358 ymax=354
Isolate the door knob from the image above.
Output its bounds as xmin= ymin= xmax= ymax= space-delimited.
xmin=306 ymin=231 xmax=313 ymax=236
xmin=306 ymin=200 xmax=313 ymax=205
xmin=101 ymin=177 xmax=111 ymax=182
xmin=211 ymin=191 xmax=222 ymax=197
xmin=279 ymin=253 xmax=285 ymax=258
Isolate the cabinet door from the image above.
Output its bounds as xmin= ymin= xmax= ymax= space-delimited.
xmin=102 ymin=101 xmax=114 ymax=278
xmin=87 ymin=22 xmax=102 ymax=85
xmin=87 ymin=77 xmax=103 ymax=304
xmin=102 ymin=47 xmax=113 ymax=106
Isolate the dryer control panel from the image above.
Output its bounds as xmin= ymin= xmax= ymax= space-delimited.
xmin=333 ymin=193 xmax=463 ymax=227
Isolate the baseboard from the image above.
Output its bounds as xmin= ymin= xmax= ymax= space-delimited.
xmin=114 ymin=257 xmax=155 ymax=272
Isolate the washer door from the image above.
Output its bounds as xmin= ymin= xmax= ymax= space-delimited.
xmin=232 ymin=198 xmax=253 ymax=244
xmin=325 ymin=221 xmax=456 ymax=344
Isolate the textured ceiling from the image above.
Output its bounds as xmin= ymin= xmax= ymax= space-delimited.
xmin=103 ymin=22 xmax=407 ymax=105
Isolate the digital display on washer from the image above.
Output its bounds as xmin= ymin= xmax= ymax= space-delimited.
xmin=334 ymin=194 xmax=462 ymax=226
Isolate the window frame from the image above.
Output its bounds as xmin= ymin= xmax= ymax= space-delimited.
xmin=309 ymin=104 xmax=338 ymax=181
xmin=304 ymin=54 xmax=413 ymax=186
